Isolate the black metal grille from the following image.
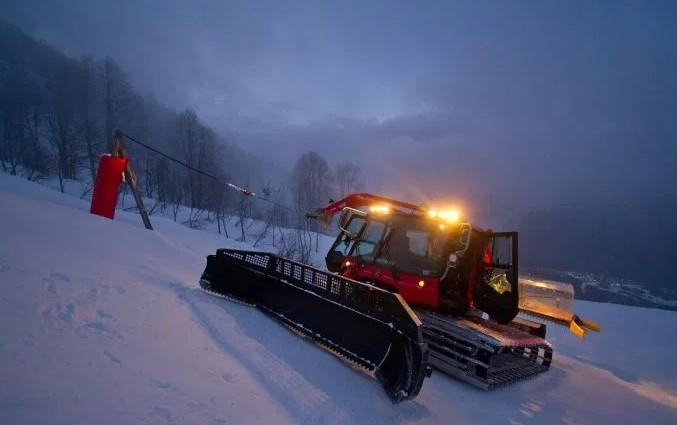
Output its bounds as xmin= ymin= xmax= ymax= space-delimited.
xmin=206 ymin=248 xmax=429 ymax=403
xmin=216 ymin=249 xmax=416 ymax=332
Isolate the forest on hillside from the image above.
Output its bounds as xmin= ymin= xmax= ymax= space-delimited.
xmin=0 ymin=21 xmax=365 ymax=261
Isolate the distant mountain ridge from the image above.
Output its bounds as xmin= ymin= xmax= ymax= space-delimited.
xmin=515 ymin=194 xmax=677 ymax=296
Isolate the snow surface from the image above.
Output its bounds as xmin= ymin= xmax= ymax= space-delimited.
xmin=1 ymin=172 xmax=676 ymax=425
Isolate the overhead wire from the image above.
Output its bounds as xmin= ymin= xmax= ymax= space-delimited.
xmin=118 ymin=131 xmax=305 ymax=217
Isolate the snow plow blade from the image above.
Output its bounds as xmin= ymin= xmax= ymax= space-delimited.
xmin=518 ymin=278 xmax=600 ymax=337
xmin=199 ymin=249 xmax=430 ymax=403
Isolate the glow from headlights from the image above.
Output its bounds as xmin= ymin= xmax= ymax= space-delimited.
xmin=426 ymin=208 xmax=461 ymax=222
xmin=369 ymin=204 xmax=391 ymax=214
xmin=438 ymin=209 xmax=460 ymax=222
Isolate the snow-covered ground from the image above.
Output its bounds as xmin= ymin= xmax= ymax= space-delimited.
xmin=1 ymin=172 xmax=676 ymax=425
xmin=21 ymin=172 xmax=335 ymax=269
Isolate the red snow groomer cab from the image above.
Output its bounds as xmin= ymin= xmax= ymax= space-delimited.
xmin=321 ymin=193 xmax=520 ymax=324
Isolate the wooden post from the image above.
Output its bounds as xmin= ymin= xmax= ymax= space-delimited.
xmin=112 ymin=130 xmax=154 ymax=230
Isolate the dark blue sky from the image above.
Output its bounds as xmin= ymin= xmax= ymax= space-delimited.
xmin=4 ymin=0 xmax=676 ymax=215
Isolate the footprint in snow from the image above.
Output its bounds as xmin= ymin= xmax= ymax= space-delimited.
xmin=523 ymin=401 xmax=543 ymax=412
xmin=152 ymin=406 xmax=176 ymax=424
xmin=0 ymin=261 xmax=12 ymax=273
xmin=43 ymin=273 xmax=71 ymax=294
xmin=86 ymin=321 xmax=111 ymax=333
xmin=103 ymin=350 xmax=121 ymax=364
xmin=152 ymin=380 xmax=172 ymax=389
xmin=222 ymin=372 xmax=236 ymax=383
xmin=50 ymin=272 xmax=71 ymax=283
xmin=56 ymin=303 xmax=76 ymax=324
xmin=96 ymin=309 xmax=113 ymax=320
xmin=519 ymin=400 xmax=544 ymax=419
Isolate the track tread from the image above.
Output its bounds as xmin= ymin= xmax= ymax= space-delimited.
xmin=417 ymin=309 xmax=552 ymax=390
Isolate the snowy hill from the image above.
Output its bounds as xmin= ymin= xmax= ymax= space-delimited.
xmin=1 ymin=172 xmax=676 ymax=425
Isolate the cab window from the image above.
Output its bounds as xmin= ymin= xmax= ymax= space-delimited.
xmin=377 ymin=217 xmax=452 ymax=275
xmin=332 ymin=216 xmax=365 ymax=256
xmin=490 ymin=235 xmax=513 ymax=267
xmin=353 ymin=221 xmax=386 ymax=261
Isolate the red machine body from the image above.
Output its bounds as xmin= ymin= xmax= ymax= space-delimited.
xmin=90 ymin=154 xmax=128 ymax=219
xmin=343 ymin=262 xmax=442 ymax=309
xmin=321 ymin=193 xmax=520 ymax=323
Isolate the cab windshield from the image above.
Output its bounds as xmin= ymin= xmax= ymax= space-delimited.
xmin=352 ymin=215 xmax=456 ymax=276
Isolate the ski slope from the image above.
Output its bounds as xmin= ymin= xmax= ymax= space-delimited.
xmin=1 ymin=172 xmax=676 ymax=425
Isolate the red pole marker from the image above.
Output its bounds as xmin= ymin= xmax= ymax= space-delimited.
xmin=90 ymin=154 xmax=128 ymax=219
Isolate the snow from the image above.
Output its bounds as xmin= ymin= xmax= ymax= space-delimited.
xmin=1 ymin=171 xmax=676 ymax=424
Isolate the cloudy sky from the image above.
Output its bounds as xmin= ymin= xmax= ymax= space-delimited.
xmin=4 ymin=0 xmax=676 ymax=217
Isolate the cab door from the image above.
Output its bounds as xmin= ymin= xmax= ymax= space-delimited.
xmin=474 ymin=232 xmax=520 ymax=323
xmin=325 ymin=212 xmax=366 ymax=272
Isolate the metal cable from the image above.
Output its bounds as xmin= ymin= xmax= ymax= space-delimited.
xmin=118 ymin=131 xmax=302 ymax=216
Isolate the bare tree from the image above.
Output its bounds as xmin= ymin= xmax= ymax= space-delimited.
xmin=165 ymin=164 xmax=185 ymax=221
xmin=335 ymin=161 xmax=364 ymax=198
xmin=102 ymin=58 xmax=136 ymax=146
xmin=277 ymin=222 xmax=313 ymax=264
xmin=235 ymin=193 xmax=253 ymax=242
xmin=289 ymin=151 xmax=334 ymax=251
xmin=169 ymin=109 xmax=222 ymax=222
xmin=151 ymin=158 xmax=170 ymax=211
xmin=23 ymin=106 xmax=48 ymax=181
xmin=210 ymin=182 xmax=232 ymax=238
xmin=47 ymin=60 xmax=84 ymax=192
xmin=289 ymin=151 xmax=334 ymax=216
xmin=253 ymin=183 xmax=287 ymax=247
xmin=0 ymin=68 xmax=47 ymax=177
xmin=78 ymin=57 xmax=100 ymax=182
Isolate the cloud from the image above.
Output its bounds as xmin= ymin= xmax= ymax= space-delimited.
xmin=3 ymin=0 xmax=676 ymax=219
